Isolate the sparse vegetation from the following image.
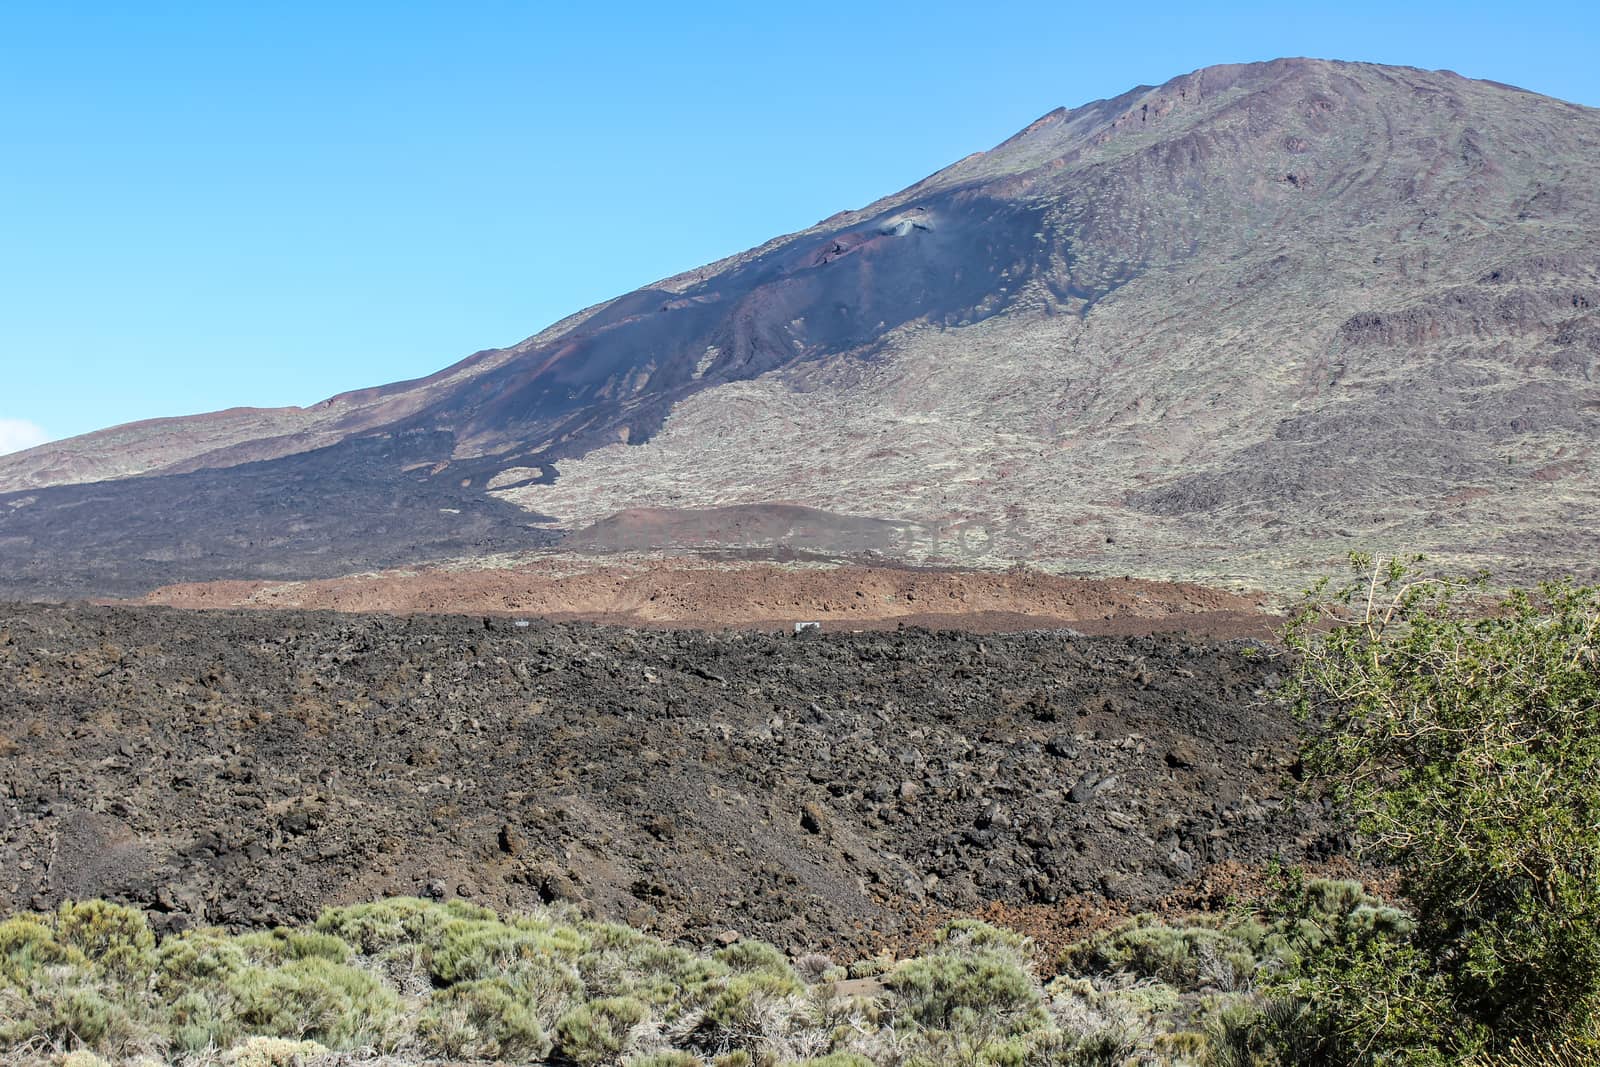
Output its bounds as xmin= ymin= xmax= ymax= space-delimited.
xmin=3 ymin=899 xmax=1192 ymax=1066
xmin=12 ymin=885 xmax=1478 ymax=1066
xmin=70 ymin=886 xmax=1523 ymax=1067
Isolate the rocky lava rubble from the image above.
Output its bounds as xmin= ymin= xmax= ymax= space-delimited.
xmin=0 ymin=603 xmax=1334 ymax=953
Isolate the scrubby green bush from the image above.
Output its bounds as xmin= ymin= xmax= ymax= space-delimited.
xmin=714 ymin=938 xmax=796 ymax=975
xmin=430 ymin=917 xmax=568 ymax=984
xmin=15 ymin=867 xmax=1556 ymax=1067
xmin=665 ymin=940 xmax=809 ymax=1056
xmin=228 ymin=954 xmax=404 ymax=1049
xmin=586 ymin=936 xmax=730 ymax=1012
xmin=54 ymin=901 xmax=155 ymax=981
xmin=1062 ymin=913 xmax=1263 ymax=991
xmin=53 ymin=985 xmax=126 ymax=1045
xmin=1283 ymin=558 xmax=1600 ymax=1060
xmin=0 ymin=904 xmax=151 ymax=1054
xmin=59 ymin=1052 xmax=114 ymax=1067
xmin=167 ymin=987 xmax=235 ymax=1052
xmin=0 ymin=912 xmax=84 ymax=985
xmin=0 ymin=892 xmax=1243 ymax=1065
xmin=888 ymin=951 xmax=1043 ymax=1033
xmin=693 ymin=970 xmax=806 ymax=1053
xmin=227 ymin=1036 xmax=330 ymax=1067
xmin=417 ymin=976 xmax=552 ymax=1060
xmin=1051 ymin=875 xmax=1443 ymax=1066
xmin=555 ymin=994 xmax=651 ymax=1063
xmin=153 ymin=928 xmax=252 ymax=993
xmin=1468 ymin=1028 xmax=1600 ymax=1067
xmin=236 ymin=926 xmax=351 ymax=966
xmin=930 ymin=919 xmax=1030 ymax=955
xmin=628 ymin=1053 xmax=707 ymax=1067
xmin=879 ymin=920 xmax=1057 ymax=1067
xmin=313 ymin=895 xmax=493 ymax=954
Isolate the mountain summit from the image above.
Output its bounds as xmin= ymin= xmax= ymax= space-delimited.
xmin=5 ymin=58 xmax=1599 ymax=596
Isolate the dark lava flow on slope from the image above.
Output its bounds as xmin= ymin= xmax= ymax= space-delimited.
xmin=0 ymin=604 xmax=1335 ymax=953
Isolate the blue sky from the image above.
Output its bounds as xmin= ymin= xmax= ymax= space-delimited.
xmin=2 ymin=1 xmax=1597 ymax=450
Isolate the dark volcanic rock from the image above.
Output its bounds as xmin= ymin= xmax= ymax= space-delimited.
xmin=0 ymin=603 xmax=1331 ymax=951
xmin=0 ymin=433 xmax=560 ymax=600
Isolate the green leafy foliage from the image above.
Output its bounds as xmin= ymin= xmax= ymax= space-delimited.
xmin=1284 ymin=556 xmax=1600 ymax=1057
xmin=1057 ymin=877 xmax=1427 ymax=1066
xmin=887 ymin=951 xmax=1041 ymax=1032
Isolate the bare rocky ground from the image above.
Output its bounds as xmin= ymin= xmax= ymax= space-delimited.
xmin=0 ymin=601 xmax=1334 ymax=959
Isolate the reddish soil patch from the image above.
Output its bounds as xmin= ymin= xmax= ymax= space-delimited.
xmin=128 ymin=559 xmax=1280 ymax=640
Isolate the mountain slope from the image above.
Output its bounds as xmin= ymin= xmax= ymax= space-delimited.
xmin=4 ymin=58 xmax=1599 ymax=597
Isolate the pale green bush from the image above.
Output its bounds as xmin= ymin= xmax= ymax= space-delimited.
xmin=555 ymin=994 xmax=651 ymax=1064
xmin=225 ymin=1035 xmax=330 ymax=1066
xmin=228 ymin=955 xmax=403 ymax=1049
xmin=886 ymin=923 xmax=1045 ymax=1037
xmin=55 ymin=901 xmax=156 ymax=982
xmin=0 ymin=895 xmax=1295 ymax=1066
xmin=417 ymin=976 xmax=552 ymax=1060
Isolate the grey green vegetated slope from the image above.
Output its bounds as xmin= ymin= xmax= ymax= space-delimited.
xmin=3 ymin=58 xmax=1599 ymax=596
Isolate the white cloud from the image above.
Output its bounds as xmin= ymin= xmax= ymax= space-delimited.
xmin=0 ymin=418 xmax=50 ymax=456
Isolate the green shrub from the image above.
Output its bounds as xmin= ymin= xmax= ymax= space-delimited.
xmin=0 ymin=985 xmax=35 ymax=1044
xmin=1285 ymin=559 xmax=1600 ymax=1057
xmin=227 ymin=1036 xmax=331 ymax=1067
xmin=417 ymin=976 xmax=552 ymax=1060
xmin=697 ymin=970 xmax=805 ymax=1042
xmin=8 ymin=979 xmax=138 ymax=1051
xmin=1062 ymin=914 xmax=1260 ymax=990
xmin=1468 ymin=1028 xmax=1600 ymax=1067
xmin=313 ymin=896 xmax=491 ymax=954
xmin=628 ymin=1053 xmax=706 ymax=1067
xmin=58 ymin=985 xmax=121 ymax=1045
xmin=713 ymin=939 xmax=794 ymax=975
xmin=0 ymin=892 xmax=1285 ymax=1066
xmin=0 ymin=914 xmax=84 ymax=985
xmin=555 ymin=994 xmax=650 ymax=1064
xmin=585 ymin=918 xmax=650 ymax=953
xmin=236 ymin=926 xmax=352 ymax=966
xmin=153 ymin=928 xmax=252 ymax=993
xmin=167 ymin=986 xmax=238 ymax=1052
xmin=931 ymin=919 xmax=1030 ymax=955
xmin=228 ymin=955 xmax=403 ymax=1050
xmin=55 ymin=901 xmax=154 ymax=971
xmin=887 ymin=950 xmax=1044 ymax=1035
xmin=585 ymin=937 xmax=730 ymax=1013
xmin=430 ymin=920 xmax=557 ymax=984
xmin=671 ymin=943 xmax=808 ymax=1054
xmin=60 ymin=1052 xmax=113 ymax=1067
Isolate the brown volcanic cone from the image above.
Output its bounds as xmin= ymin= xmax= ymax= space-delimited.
xmin=129 ymin=558 xmax=1278 ymax=638
xmin=4 ymin=58 xmax=1600 ymax=597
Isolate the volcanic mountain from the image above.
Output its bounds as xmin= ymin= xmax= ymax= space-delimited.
xmin=5 ymin=57 xmax=1600 ymax=598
